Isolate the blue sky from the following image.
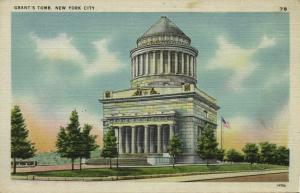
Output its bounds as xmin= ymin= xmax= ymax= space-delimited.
xmin=12 ymin=12 xmax=289 ymax=151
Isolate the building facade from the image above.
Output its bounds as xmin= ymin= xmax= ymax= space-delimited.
xmin=100 ymin=16 xmax=219 ymax=163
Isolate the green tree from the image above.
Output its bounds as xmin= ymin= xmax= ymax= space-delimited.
xmin=216 ymin=148 xmax=225 ymax=162
xmin=56 ymin=110 xmax=82 ymax=170
xmin=226 ymin=149 xmax=244 ymax=163
xmin=167 ymin=134 xmax=183 ymax=168
xmin=242 ymin=143 xmax=259 ymax=164
xmin=197 ymin=124 xmax=219 ymax=165
xmin=276 ymin=146 xmax=289 ymax=166
xmin=101 ymin=127 xmax=118 ymax=169
xmin=11 ymin=105 xmax=36 ymax=174
xmin=259 ymin=142 xmax=277 ymax=164
xmin=77 ymin=124 xmax=99 ymax=170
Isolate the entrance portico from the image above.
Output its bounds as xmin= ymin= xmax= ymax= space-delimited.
xmin=114 ymin=124 xmax=174 ymax=154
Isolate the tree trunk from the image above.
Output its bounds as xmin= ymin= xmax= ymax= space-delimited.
xmin=79 ymin=157 xmax=82 ymax=170
xmin=71 ymin=158 xmax=74 ymax=170
xmin=172 ymin=155 xmax=175 ymax=168
xmin=206 ymin=159 xmax=209 ymax=166
xmin=109 ymin=158 xmax=112 ymax=169
xmin=13 ymin=157 xmax=16 ymax=174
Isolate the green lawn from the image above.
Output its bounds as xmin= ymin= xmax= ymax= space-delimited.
xmin=13 ymin=164 xmax=288 ymax=177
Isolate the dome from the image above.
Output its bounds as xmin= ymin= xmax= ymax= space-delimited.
xmin=137 ymin=16 xmax=191 ymax=43
xmin=131 ymin=16 xmax=198 ymax=88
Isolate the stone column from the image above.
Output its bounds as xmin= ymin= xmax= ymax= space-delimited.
xmin=140 ymin=54 xmax=144 ymax=76
xmin=131 ymin=58 xmax=134 ymax=79
xmin=181 ymin=53 xmax=185 ymax=75
xmin=169 ymin=125 xmax=174 ymax=140
xmin=134 ymin=56 xmax=139 ymax=77
xmin=118 ymin=127 xmax=123 ymax=154
xmin=190 ymin=56 xmax=194 ymax=77
xmin=194 ymin=57 xmax=197 ymax=77
xmin=162 ymin=127 xmax=168 ymax=152
xmin=160 ymin=50 xmax=163 ymax=74
xmin=131 ymin=126 xmax=136 ymax=153
xmin=149 ymin=127 xmax=154 ymax=153
xmin=167 ymin=51 xmax=171 ymax=73
xmin=125 ymin=127 xmax=130 ymax=153
xmin=175 ymin=52 xmax=178 ymax=74
xmin=144 ymin=125 xmax=149 ymax=153
xmin=157 ymin=125 xmax=162 ymax=153
xmin=153 ymin=51 xmax=156 ymax=74
xmin=186 ymin=54 xmax=190 ymax=76
xmin=145 ymin=52 xmax=149 ymax=75
xmin=136 ymin=127 xmax=141 ymax=153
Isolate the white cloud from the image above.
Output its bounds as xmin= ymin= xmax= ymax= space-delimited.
xmin=30 ymin=33 xmax=86 ymax=64
xmin=258 ymin=35 xmax=276 ymax=49
xmin=206 ymin=35 xmax=276 ymax=92
xmin=84 ymin=38 xmax=124 ymax=76
xmin=30 ymin=33 xmax=124 ymax=76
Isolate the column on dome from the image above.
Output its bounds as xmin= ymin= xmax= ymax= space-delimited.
xmin=131 ymin=58 xmax=134 ymax=79
xmin=135 ymin=56 xmax=138 ymax=77
xmin=152 ymin=51 xmax=156 ymax=74
xmin=141 ymin=54 xmax=144 ymax=76
xmin=137 ymin=55 xmax=141 ymax=76
xmin=186 ymin=54 xmax=190 ymax=76
xmin=148 ymin=52 xmax=153 ymax=75
xmin=194 ymin=57 xmax=197 ymax=77
xmin=160 ymin=50 xmax=163 ymax=74
xmin=181 ymin=52 xmax=184 ymax=75
xmin=175 ymin=51 xmax=178 ymax=74
xmin=145 ymin=52 xmax=149 ymax=75
xmin=190 ymin=55 xmax=194 ymax=77
xmin=167 ymin=51 xmax=171 ymax=73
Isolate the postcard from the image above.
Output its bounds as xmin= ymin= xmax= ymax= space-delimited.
xmin=0 ymin=0 xmax=300 ymax=192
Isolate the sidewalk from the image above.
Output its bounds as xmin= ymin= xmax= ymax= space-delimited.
xmin=119 ymin=170 xmax=288 ymax=182
xmin=11 ymin=169 xmax=288 ymax=182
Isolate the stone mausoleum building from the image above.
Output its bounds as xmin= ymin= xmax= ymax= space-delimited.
xmin=100 ymin=16 xmax=219 ymax=164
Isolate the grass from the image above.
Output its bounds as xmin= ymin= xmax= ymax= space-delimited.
xmin=12 ymin=164 xmax=288 ymax=177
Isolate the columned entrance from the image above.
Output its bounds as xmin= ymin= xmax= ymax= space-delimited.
xmin=113 ymin=123 xmax=175 ymax=155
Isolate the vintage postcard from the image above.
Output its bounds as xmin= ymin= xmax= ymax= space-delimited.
xmin=0 ymin=0 xmax=300 ymax=192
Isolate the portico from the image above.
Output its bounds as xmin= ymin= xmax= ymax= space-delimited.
xmin=113 ymin=124 xmax=174 ymax=154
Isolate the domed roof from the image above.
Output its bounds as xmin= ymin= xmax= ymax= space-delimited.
xmin=138 ymin=16 xmax=190 ymax=41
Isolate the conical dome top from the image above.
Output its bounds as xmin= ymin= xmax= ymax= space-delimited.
xmin=138 ymin=16 xmax=190 ymax=42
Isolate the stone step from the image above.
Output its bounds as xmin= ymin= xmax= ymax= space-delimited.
xmin=86 ymin=157 xmax=151 ymax=166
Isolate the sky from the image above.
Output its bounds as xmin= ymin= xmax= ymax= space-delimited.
xmin=12 ymin=12 xmax=289 ymax=152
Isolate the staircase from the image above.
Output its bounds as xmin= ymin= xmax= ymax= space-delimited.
xmin=86 ymin=156 xmax=150 ymax=166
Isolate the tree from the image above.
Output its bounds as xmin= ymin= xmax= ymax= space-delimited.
xmin=226 ymin=149 xmax=244 ymax=163
xmin=56 ymin=110 xmax=82 ymax=170
xmin=216 ymin=148 xmax=225 ymax=162
xmin=197 ymin=124 xmax=219 ymax=165
xmin=259 ymin=142 xmax=277 ymax=164
xmin=101 ymin=127 xmax=118 ymax=169
xmin=77 ymin=124 xmax=99 ymax=170
xmin=167 ymin=134 xmax=183 ymax=168
xmin=242 ymin=143 xmax=259 ymax=164
xmin=11 ymin=105 xmax=36 ymax=174
xmin=276 ymin=146 xmax=289 ymax=166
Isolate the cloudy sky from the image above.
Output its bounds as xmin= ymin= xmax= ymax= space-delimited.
xmin=12 ymin=12 xmax=289 ymax=152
